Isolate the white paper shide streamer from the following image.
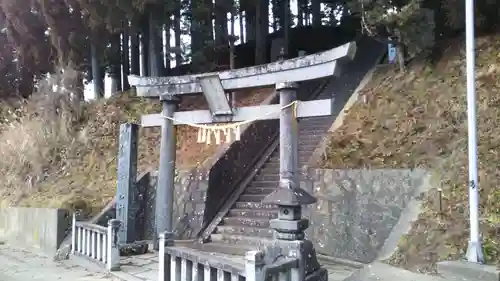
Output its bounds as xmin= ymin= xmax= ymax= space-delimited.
xmin=196 ymin=125 xmax=241 ymax=145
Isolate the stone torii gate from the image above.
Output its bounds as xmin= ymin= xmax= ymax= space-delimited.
xmin=128 ymin=41 xmax=356 ymax=243
xmin=128 ymin=41 xmax=356 ymax=280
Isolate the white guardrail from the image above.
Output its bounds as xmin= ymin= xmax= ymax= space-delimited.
xmin=71 ymin=214 xmax=121 ymax=271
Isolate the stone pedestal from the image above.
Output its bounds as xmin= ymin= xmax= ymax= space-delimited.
xmin=261 ymin=179 xmax=328 ymax=281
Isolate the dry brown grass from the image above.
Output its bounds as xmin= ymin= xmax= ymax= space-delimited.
xmin=0 ymin=72 xmax=272 ymax=217
xmin=321 ymin=35 xmax=500 ymax=272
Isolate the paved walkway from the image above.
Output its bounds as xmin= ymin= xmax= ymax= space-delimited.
xmin=0 ymin=244 xmax=120 ymax=281
xmin=0 ymin=243 xmax=448 ymax=281
xmin=111 ymin=253 xmax=158 ymax=281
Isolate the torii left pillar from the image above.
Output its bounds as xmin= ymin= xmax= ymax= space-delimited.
xmin=154 ymin=95 xmax=180 ymax=250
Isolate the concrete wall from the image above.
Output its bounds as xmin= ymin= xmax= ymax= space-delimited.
xmin=301 ymin=169 xmax=430 ymax=263
xmin=0 ymin=208 xmax=70 ymax=256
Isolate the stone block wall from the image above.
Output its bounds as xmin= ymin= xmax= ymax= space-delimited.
xmin=172 ymin=169 xmax=209 ymax=239
xmin=300 ymin=168 xmax=429 ymax=263
xmin=142 ymin=169 xmax=209 ymax=240
xmin=140 ymin=167 xmax=429 ymax=262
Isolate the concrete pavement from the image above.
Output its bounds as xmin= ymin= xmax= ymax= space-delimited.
xmin=0 ymin=244 xmax=120 ymax=281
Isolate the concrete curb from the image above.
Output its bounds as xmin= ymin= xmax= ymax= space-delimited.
xmin=317 ymin=254 xmax=366 ymax=269
xmin=437 ymin=260 xmax=500 ymax=281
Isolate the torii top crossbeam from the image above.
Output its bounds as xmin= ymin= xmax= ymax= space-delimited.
xmin=128 ymin=41 xmax=357 ymax=98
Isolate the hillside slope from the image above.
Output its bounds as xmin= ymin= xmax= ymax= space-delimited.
xmin=0 ymin=87 xmax=272 ymax=215
xmin=321 ymin=35 xmax=500 ymax=272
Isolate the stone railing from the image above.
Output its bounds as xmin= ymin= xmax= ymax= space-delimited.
xmin=71 ymin=214 xmax=121 ymax=271
xmin=158 ymin=232 xmax=300 ymax=281
xmin=245 ymin=250 xmax=300 ymax=281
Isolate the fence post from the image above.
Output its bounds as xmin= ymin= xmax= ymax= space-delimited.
xmin=107 ymin=219 xmax=121 ymax=271
xmin=245 ymin=250 xmax=266 ymax=281
xmin=71 ymin=213 xmax=76 ymax=255
xmin=158 ymin=231 xmax=173 ymax=281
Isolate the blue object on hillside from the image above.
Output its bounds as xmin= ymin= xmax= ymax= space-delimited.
xmin=388 ymin=43 xmax=397 ymax=64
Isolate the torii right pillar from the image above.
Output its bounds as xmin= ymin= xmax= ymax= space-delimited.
xmin=262 ymin=82 xmax=327 ymax=281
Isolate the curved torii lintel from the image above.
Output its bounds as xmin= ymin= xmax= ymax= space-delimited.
xmin=128 ymin=41 xmax=357 ymax=97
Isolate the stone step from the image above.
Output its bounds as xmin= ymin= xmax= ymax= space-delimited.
xmin=298 ymin=134 xmax=323 ymax=141
xmin=299 ymin=125 xmax=330 ymax=132
xmin=299 ymin=151 xmax=316 ymax=159
xmin=254 ymin=173 xmax=279 ymax=182
xmin=299 ymin=151 xmax=314 ymax=158
xmin=243 ymin=187 xmax=276 ymax=195
xmin=266 ymin=156 xmax=280 ymax=164
xmin=248 ymin=180 xmax=276 ymax=188
xmin=262 ymin=162 xmax=279 ymax=169
xmin=211 ymin=233 xmax=273 ymax=248
xmin=222 ymin=216 xmax=270 ymax=228
xmin=238 ymin=194 xmax=268 ymax=202
xmin=298 ymin=129 xmax=327 ymax=136
xmin=227 ymin=208 xmax=278 ymax=219
xmin=300 ymin=144 xmax=320 ymax=152
xmin=275 ymin=144 xmax=319 ymax=152
xmin=300 ymin=116 xmax=331 ymax=122
xmin=186 ymin=241 xmax=253 ymax=256
xmin=259 ymin=165 xmax=280 ymax=174
xmin=299 ymin=138 xmax=321 ymax=146
xmin=215 ymin=225 xmax=274 ymax=238
xmin=233 ymin=201 xmax=276 ymax=209
xmin=267 ymin=155 xmax=311 ymax=164
xmin=301 ymin=116 xmax=332 ymax=122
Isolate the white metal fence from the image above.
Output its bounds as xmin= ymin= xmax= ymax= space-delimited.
xmin=71 ymin=214 xmax=121 ymax=271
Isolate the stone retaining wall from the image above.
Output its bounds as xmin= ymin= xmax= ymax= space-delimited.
xmin=301 ymin=168 xmax=430 ymax=263
xmin=155 ymin=168 xmax=430 ymax=263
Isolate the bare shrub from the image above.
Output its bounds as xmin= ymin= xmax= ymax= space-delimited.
xmin=0 ymin=65 xmax=83 ymax=206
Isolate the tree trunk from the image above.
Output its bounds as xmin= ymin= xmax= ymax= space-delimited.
xmin=239 ymin=8 xmax=245 ymax=43
xmin=17 ymin=62 xmax=34 ymax=98
xmin=140 ymin=15 xmax=150 ymax=76
xmin=229 ymin=0 xmax=236 ymax=107
xmin=164 ymin=21 xmax=171 ymax=75
xmin=121 ymin=21 xmax=130 ymax=91
xmin=272 ymin=0 xmax=280 ymax=30
xmin=174 ymin=0 xmax=182 ymax=67
xmin=90 ymin=42 xmax=103 ymax=99
xmin=130 ymin=26 xmax=140 ymax=75
xmin=297 ymin=0 xmax=304 ymax=26
xmin=311 ymin=0 xmax=321 ymax=27
xmin=283 ymin=0 xmax=290 ymax=57
xmin=110 ymin=34 xmax=122 ymax=93
xmin=191 ymin=0 xmax=214 ymax=72
xmin=73 ymin=71 xmax=85 ymax=102
xmin=148 ymin=10 xmax=163 ymax=77
xmin=255 ymin=0 xmax=269 ymax=64
xmin=230 ymin=2 xmax=236 ymax=68
xmin=423 ymin=0 xmax=445 ymax=64
xmin=245 ymin=5 xmax=256 ymax=42
xmin=214 ymin=0 xmax=229 ymax=46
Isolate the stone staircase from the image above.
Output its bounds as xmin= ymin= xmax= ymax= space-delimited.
xmin=211 ymin=110 xmax=335 ymax=246
xmin=193 ymin=37 xmax=386 ymax=258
